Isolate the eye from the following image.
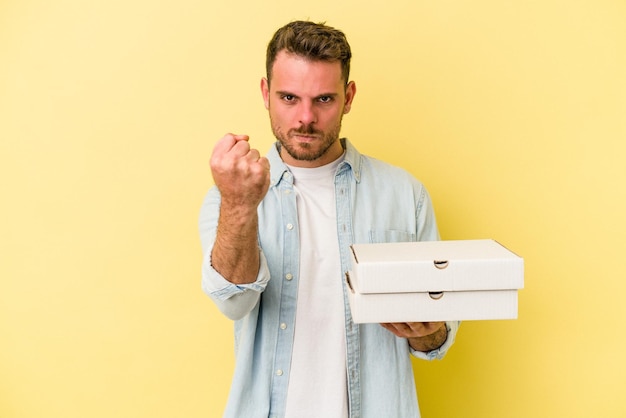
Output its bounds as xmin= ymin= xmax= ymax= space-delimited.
xmin=281 ymin=94 xmax=296 ymax=102
xmin=317 ymin=96 xmax=333 ymax=103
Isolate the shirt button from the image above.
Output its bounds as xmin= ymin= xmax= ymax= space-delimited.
xmin=276 ymin=369 xmax=283 ymax=376
xmin=285 ymin=273 xmax=293 ymax=281
xmin=280 ymin=323 xmax=287 ymax=330
xmin=286 ymin=223 xmax=294 ymax=230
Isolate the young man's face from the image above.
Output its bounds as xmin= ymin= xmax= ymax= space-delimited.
xmin=261 ymin=50 xmax=356 ymax=168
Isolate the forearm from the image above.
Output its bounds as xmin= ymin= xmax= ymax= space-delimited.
xmin=200 ymin=193 xmax=270 ymax=320
xmin=211 ymin=203 xmax=261 ymax=284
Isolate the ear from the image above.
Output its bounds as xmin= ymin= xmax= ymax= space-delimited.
xmin=343 ymin=81 xmax=356 ymax=114
xmin=260 ymin=77 xmax=270 ymax=109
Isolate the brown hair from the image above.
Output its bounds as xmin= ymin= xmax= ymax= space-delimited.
xmin=266 ymin=21 xmax=352 ymax=86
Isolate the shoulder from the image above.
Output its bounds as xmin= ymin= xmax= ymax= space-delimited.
xmin=360 ymin=153 xmax=424 ymax=187
xmin=344 ymin=138 xmax=423 ymax=186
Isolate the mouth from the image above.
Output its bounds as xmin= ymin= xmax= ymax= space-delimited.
xmin=291 ymin=133 xmax=320 ymax=142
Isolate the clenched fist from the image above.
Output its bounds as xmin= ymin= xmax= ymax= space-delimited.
xmin=210 ymin=133 xmax=270 ymax=210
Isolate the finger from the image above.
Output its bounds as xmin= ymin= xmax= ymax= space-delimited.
xmin=245 ymin=148 xmax=261 ymax=162
xmin=404 ymin=322 xmax=422 ymax=333
xmin=258 ymin=156 xmax=270 ymax=171
xmin=213 ymin=133 xmax=249 ymax=155
xmin=380 ymin=323 xmax=405 ymax=338
xmin=212 ymin=134 xmax=236 ymax=156
xmin=232 ymin=134 xmax=250 ymax=142
xmin=397 ymin=323 xmax=412 ymax=334
xmin=413 ymin=321 xmax=444 ymax=331
xmin=405 ymin=322 xmax=444 ymax=337
xmin=231 ymin=137 xmax=252 ymax=156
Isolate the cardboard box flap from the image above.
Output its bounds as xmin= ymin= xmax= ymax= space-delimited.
xmin=349 ymin=239 xmax=524 ymax=294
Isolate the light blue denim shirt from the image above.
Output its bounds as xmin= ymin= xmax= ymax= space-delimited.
xmin=199 ymin=139 xmax=459 ymax=418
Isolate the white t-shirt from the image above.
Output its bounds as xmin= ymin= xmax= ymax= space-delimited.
xmin=284 ymin=155 xmax=348 ymax=418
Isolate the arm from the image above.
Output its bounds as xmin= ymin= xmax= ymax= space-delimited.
xmin=199 ymin=134 xmax=271 ymax=320
xmin=209 ymin=133 xmax=270 ymax=284
xmin=379 ymin=184 xmax=458 ymax=355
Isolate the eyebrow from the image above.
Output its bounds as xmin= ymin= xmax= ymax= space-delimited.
xmin=275 ymin=90 xmax=339 ymax=99
xmin=275 ymin=90 xmax=297 ymax=97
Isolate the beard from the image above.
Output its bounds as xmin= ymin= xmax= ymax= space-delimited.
xmin=270 ymin=118 xmax=343 ymax=162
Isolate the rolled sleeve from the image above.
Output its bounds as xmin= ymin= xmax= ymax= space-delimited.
xmin=203 ymin=249 xmax=270 ymax=299
xmin=201 ymin=245 xmax=271 ymax=320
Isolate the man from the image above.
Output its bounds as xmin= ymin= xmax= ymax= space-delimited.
xmin=200 ymin=20 xmax=459 ymax=418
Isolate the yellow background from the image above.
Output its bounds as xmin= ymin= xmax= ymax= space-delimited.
xmin=2 ymin=1 xmax=625 ymax=417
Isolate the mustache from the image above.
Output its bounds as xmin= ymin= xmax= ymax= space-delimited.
xmin=290 ymin=124 xmax=322 ymax=136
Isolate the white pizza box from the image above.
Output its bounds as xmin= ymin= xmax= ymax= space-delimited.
xmin=346 ymin=239 xmax=524 ymax=323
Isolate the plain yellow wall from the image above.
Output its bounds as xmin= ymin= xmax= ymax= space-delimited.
xmin=1 ymin=1 xmax=625 ymax=417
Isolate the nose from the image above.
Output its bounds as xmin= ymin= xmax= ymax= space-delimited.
xmin=298 ymin=102 xmax=317 ymax=126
